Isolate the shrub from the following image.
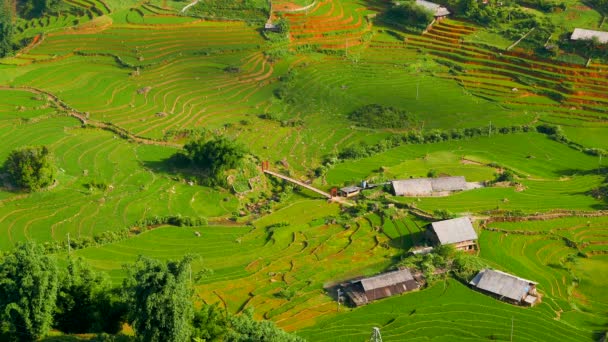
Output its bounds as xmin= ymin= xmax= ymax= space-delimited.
xmin=3 ymin=146 xmax=56 ymax=191
xmin=348 ymin=104 xmax=416 ymax=129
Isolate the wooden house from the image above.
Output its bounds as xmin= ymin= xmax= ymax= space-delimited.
xmin=342 ymin=269 xmax=419 ymax=306
xmin=428 ymin=217 xmax=478 ymax=252
xmin=339 ymin=186 xmax=361 ymax=197
xmin=469 ymin=269 xmax=539 ymax=306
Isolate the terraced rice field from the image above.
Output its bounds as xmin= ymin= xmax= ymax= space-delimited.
xmin=480 ymin=216 xmax=608 ymax=327
xmin=0 ymin=89 xmax=237 ymax=250
xmin=70 ymin=200 xmax=401 ymax=330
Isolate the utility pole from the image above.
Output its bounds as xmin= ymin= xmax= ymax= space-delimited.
xmin=337 ymin=288 xmax=342 ymax=312
xmin=370 ymin=327 xmax=383 ymax=342
xmin=67 ymin=232 xmax=71 ymax=256
xmin=489 ymin=121 xmax=492 ymax=137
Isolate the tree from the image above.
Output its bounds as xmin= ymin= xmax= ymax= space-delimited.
xmin=4 ymin=146 xmax=56 ymax=191
xmin=55 ymin=257 xmax=126 ymax=334
xmin=0 ymin=0 xmax=13 ymax=58
xmin=123 ymin=256 xmax=195 ymax=342
xmin=0 ymin=242 xmax=59 ymax=341
xmin=191 ymin=304 xmax=228 ymax=342
xmin=182 ymin=137 xmax=246 ymax=185
xmin=225 ymin=308 xmax=304 ymax=342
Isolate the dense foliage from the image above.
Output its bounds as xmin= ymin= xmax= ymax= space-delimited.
xmin=123 ymin=255 xmax=195 ymax=342
xmin=18 ymin=0 xmax=60 ymax=19
xmin=55 ymin=258 xmax=126 ymax=334
xmin=0 ymin=242 xmax=58 ymax=341
xmin=348 ymin=104 xmax=417 ymax=129
xmin=0 ymin=1 xmax=13 ymax=58
xmin=176 ymin=137 xmax=247 ymax=186
xmin=4 ymin=146 xmax=56 ymax=191
xmin=383 ymin=1 xmax=434 ymax=31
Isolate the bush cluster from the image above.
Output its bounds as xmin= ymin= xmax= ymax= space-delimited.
xmin=348 ymin=104 xmax=417 ymax=129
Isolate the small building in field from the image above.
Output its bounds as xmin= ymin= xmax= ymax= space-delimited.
xmin=264 ymin=20 xmax=279 ymax=32
xmin=416 ymin=0 xmax=450 ymax=18
xmin=428 ymin=217 xmax=478 ymax=251
xmin=391 ymin=176 xmax=467 ymax=197
xmin=339 ymin=186 xmax=361 ymax=197
xmin=570 ymin=28 xmax=608 ymax=44
xmin=342 ymin=269 xmax=419 ymax=306
xmin=469 ymin=269 xmax=539 ymax=306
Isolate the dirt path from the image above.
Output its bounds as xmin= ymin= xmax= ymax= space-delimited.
xmin=0 ymin=86 xmax=181 ymax=148
xmin=180 ymin=0 xmax=199 ymax=13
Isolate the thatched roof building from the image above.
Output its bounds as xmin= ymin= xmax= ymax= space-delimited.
xmin=342 ymin=269 xmax=419 ymax=306
xmin=469 ymin=269 xmax=539 ymax=306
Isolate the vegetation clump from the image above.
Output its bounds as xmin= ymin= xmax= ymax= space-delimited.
xmin=382 ymin=1 xmax=434 ymax=31
xmin=348 ymin=104 xmax=416 ymax=129
xmin=171 ymin=137 xmax=247 ymax=186
xmin=3 ymin=146 xmax=56 ymax=192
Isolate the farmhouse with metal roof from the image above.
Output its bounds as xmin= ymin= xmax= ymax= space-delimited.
xmin=469 ymin=269 xmax=539 ymax=306
xmin=415 ymin=0 xmax=450 ymax=18
xmin=342 ymin=269 xmax=420 ymax=306
xmin=428 ymin=217 xmax=478 ymax=251
xmin=571 ymin=28 xmax=608 ymax=44
xmin=391 ymin=176 xmax=468 ymax=196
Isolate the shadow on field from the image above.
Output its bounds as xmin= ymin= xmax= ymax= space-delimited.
xmin=555 ymin=167 xmax=608 ymax=209
xmin=141 ymin=158 xmax=203 ymax=183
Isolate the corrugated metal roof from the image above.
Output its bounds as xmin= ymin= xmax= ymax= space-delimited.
xmin=571 ymin=28 xmax=608 ymax=44
xmin=416 ymin=0 xmax=451 ymax=16
xmin=358 ymin=269 xmax=414 ymax=292
xmin=431 ymin=217 xmax=477 ymax=245
xmin=431 ymin=176 xmax=467 ymax=192
xmin=392 ymin=176 xmax=467 ymax=196
xmin=470 ymin=269 xmax=537 ymax=301
xmin=340 ymin=186 xmax=361 ymax=193
xmin=392 ymin=178 xmax=433 ymax=196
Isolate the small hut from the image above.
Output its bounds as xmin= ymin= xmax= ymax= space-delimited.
xmin=428 ymin=217 xmax=478 ymax=251
xmin=469 ymin=269 xmax=539 ymax=306
xmin=339 ymin=186 xmax=361 ymax=197
xmin=342 ymin=269 xmax=419 ymax=306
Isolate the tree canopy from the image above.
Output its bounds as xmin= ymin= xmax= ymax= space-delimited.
xmin=123 ymin=255 xmax=195 ymax=342
xmin=225 ymin=308 xmax=305 ymax=342
xmin=0 ymin=1 xmax=13 ymax=58
xmin=179 ymin=136 xmax=247 ymax=185
xmin=384 ymin=1 xmax=434 ymax=31
xmin=0 ymin=242 xmax=59 ymax=341
xmin=55 ymin=257 xmax=126 ymax=334
xmin=4 ymin=146 xmax=56 ymax=191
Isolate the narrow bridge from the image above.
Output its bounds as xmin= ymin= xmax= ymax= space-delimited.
xmin=263 ymin=169 xmax=332 ymax=199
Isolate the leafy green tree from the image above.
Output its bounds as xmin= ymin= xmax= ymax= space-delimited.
xmin=55 ymin=257 xmax=126 ymax=334
xmin=4 ymin=146 xmax=56 ymax=191
xmin=191 ymin=304 xmax=228 ymax=341
xmin=0 ymin=0 xmax=13 ymax=58
xmin=182 ymin=137 xmax=246 ymax=185
xmin=0 ymin=242 xmax=59 ymax=341
xmin=385 ymin=1 xmax=434 ymax=31
xmin=123 ymin=256 xmax=195 ymax=342
xmin=225 ymin=308 xmax=305 ymax=342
